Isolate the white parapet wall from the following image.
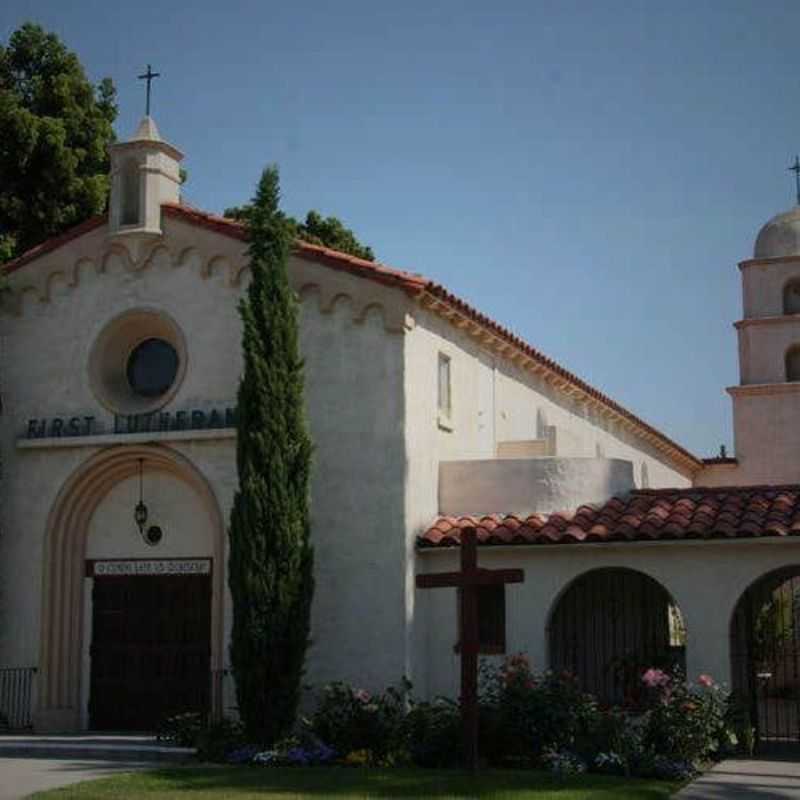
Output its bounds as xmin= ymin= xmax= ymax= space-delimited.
xmin=439 ymin=457 xmax=635 ymax=516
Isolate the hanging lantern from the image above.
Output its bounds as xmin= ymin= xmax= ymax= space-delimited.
xmin=135 ymin=457 xmax=148 ymax=534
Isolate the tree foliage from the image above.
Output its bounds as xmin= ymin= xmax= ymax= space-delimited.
xmin=228 ymin=165 xmax=315 ymax=744
xmin=225 ymin=204 xmax=375 ymax=262
xmin=0 ymin=23 xmax=117 ymax=262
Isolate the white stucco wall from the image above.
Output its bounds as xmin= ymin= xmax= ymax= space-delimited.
xmin=741 ymin=258 xmax=800 ymax=319
xmin=418 ymin=539 xmax=800 ymax=700
xmin=737 ymin=318 xmax=800 ymax=384
xmin=695 ymin=385 xmax=800 ymax=486
xmin=403 ymin=307 xmax=693 ymax=696
xmin=0 ymin=215 xmax=414 ymax=725
xmin=439 ymin=457 xmax=635 ymax=517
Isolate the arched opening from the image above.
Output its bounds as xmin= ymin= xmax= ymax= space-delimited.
xmin=121 ymin=159 xmax=140 ymax=226
xmin=785 ymin=346 xmax=800 ymax=382
xmin=784 ymin=280 xmax=800 ymax=315
xmin=36 ymin=445 xmax=226 ymax=732
xmin=548 ymin=568 xmax=686 ymax=707
xmin=730 ymin=566 xmax=800 ymax=745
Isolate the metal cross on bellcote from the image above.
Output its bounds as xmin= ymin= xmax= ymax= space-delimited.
xmin=416 ymin=527 xmax=524 ymax=771
xmin=138 ymin=64 xmax=161 ymax=116
xmin=789 ymin=156 xmax=800 ymax=207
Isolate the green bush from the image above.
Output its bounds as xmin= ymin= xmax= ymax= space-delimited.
xmin=304 ymin=680 xmax=408 ymax=763
xmin=479 ymin=654 xmax=601 ymax=765
xmin=401 ymin=698 xmax=462 ymax=767
xmin=195 ymin=717 xmax=247 ymax=762
xmin=641 ymin=669 xmax=730 ymax=765
xmin=157 ymin=712 xmax=246 ymax=762
xmin=157 ymin=712 xmax=205 ymax=747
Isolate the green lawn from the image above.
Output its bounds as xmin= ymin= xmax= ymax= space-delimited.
xmin=31 ymin=766 xmax=682 ymax=799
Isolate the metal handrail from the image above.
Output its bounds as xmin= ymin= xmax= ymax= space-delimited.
xmin=0 ymin=667 xmax=37 ymax=730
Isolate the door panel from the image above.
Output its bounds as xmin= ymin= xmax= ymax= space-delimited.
xmin=89 ymin=574 xmax=211 ymax=731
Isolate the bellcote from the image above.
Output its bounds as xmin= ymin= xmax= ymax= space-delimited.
xmin=108 ymin=116 xmax=183 ymax=239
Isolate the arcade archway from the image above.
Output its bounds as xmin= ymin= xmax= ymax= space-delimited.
xmin=548 ymin=567 xmax=686 ymax=706
xmin=730 ymin=566 xmax=800 ymax=745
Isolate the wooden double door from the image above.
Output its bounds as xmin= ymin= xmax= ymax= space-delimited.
xmin=89 ymin=573 xmax=211 ymax=731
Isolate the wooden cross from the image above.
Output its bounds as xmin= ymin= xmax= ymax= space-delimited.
xmin=416 ymin=527 xmax=524 ymax=771
xmin=790 ymin=156 xmax=800 ymax=206
xmin=137 ymin=64 xmax=160 ymax=116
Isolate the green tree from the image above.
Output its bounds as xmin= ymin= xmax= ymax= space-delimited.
xmin=228 ymin=165 xmax=315 ymax=744
xmin=0 ymin=23 xmax=117 ymax=263
xmin=225 ymin=204 xmax=375 ymax=262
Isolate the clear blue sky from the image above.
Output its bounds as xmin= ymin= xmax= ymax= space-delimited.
xmin=4 ymin=0 xmax=800 ymax=458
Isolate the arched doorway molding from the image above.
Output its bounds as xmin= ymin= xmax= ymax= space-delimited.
xmin=35 ymin=444 xmax=226 ymax=732
xmin=546 ymin=566 xmax=687 ymax=706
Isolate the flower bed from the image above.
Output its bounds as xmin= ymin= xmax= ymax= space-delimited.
xmin=158 ymin=656 xmax=739 ymax=780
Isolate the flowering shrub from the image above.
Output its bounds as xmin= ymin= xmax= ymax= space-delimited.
xmin=195 ymin=717 xmax=248 ymax=762
xmin=594 ymin=751 xmax=625 ymax=774
xmin=587 ymin=707 xmax=648 ymax=776
xmin=304 ymin=679 xmax=409 ymax=764
xmin=226 ymin=744 xmax=260 ymax=764
xmin=157 ymin=712 xmax=206 ymax=747
xmin=343 ymin=749 xmax=373 ymax=766
xmin=479 ymin=655 xmax=601 ymax=764
xmin=651 ymin=755 xmax=697 ymax=781
xmin=641 ymin=670 xmax=729 ymax=766
xmin=642 ymin=668 xmax=671 ymax=689
xmin=400 ymin=697 xmax=462 ymax=768
xmin=163 ymin=660 xmax=731 ymax=776
xmin=541 ymin=749 xmax=587 ymax=776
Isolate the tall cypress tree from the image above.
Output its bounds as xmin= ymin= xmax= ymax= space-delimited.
xmin=228 ymin=165 xmax=314 ymax=744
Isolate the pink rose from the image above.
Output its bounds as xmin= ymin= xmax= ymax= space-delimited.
xmin=355 ymin=689 xmax=371 ymax=703
xmin=697 ymin=674 xmax=714 ymax=688
xmin=642 ymin=668 xmax=670 ymax=688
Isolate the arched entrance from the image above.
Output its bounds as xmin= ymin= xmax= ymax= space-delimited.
xmin=548 ymin=567 xmax=686 ymax=706
xmin=35 ymin=445 xmax=226 ymax=732
xmin=730 ymin=566 xmax=800 ymax=745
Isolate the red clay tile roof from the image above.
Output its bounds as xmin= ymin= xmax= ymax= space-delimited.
xmin=161 ymin=204 xmax=430 ymax=294
xmin=419 ymin=486 xmax=800 ymax=548
xmin=2 ymin=216 xmax=106 ymax=275
xmin=2 ymin=202 xmax=701 ymax=471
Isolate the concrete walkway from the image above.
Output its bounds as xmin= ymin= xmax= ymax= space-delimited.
xmin=677 ymin=757 xmax=800 ymax=799
xmin=0 ymin=736 xmax=195 ymax=799
xmin=0 ymin=757 xmax=155 ymax=800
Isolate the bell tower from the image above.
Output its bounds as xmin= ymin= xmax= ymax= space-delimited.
xmin=726 ymin=185 xmax=800 ymax=483
xmin=107 ymin=116 xmax=183 ymax=239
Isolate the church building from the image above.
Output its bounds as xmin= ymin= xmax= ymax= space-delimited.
xmin=2 ymin=117 xmax=800 ymax=742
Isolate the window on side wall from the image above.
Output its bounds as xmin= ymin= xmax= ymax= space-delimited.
xmin=455 ymin=585 xmax=506 ymax=655
xmin=438 ymin=352 xmax=452 ymax=430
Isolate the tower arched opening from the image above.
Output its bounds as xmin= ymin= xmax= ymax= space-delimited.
xmin=785 ymin=346 xmax=800 ymax=382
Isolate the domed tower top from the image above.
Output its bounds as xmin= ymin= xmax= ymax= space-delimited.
xmin=754 ymin=206 xmax=800 ymax=259
xmin=755 ymin=156 xmax=800 ymax=259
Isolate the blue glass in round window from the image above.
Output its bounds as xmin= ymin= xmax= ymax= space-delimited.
xmin=126 ymin=338 xmax=179 ymax=398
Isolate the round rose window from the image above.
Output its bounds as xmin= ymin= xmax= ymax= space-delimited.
xmin=89 ymin=309 xmax=187 ymax=414
xmin=126 ymin=338 xmax=180 ymax=398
